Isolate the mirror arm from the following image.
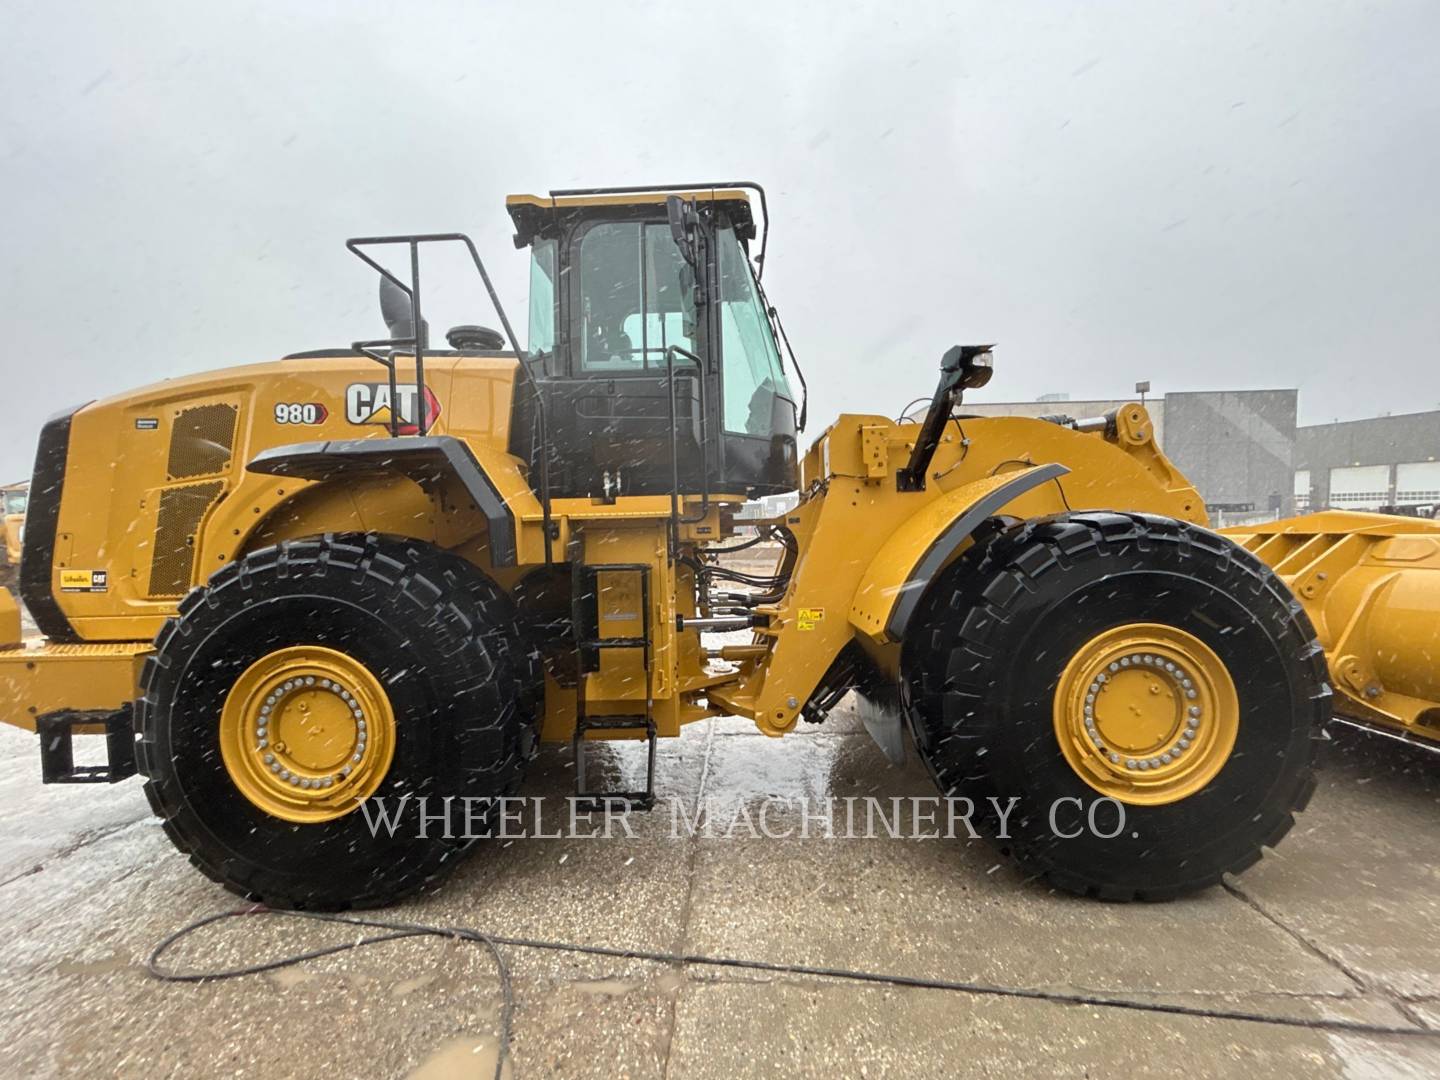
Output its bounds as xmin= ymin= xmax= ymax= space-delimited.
xmin=896 ymin=345 xmax=995 ymax=492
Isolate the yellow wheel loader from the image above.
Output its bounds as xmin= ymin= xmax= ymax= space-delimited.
xmin=0 ymin=481 xmax=25 ymax=592
xmin=0 ymin=183 xmax=1336 ymax=907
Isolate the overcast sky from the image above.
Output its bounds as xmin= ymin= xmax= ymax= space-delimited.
xmin=2 ymin=1 xmax=1436 ymax=481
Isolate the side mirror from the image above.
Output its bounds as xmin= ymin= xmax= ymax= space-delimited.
xmin=940 ymin=344 xmax=995 ymax=389
xmin=677 ymin=263 xmax=699 ymax=339
xmin=961 ymin=349 xmax=994 ymax=389
xmin=378 ymin=275 xmax=428 ymax=347
xmin=666 ymin=195 xmax=698 ymax=267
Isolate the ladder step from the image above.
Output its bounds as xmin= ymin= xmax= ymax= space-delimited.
xmin=571 ymin=561 xmax=656 ymax=809
xmin=579 ymin=637 xmax=648 ymax=650
xmin=37 ymin=707 xmax=137 ymax=784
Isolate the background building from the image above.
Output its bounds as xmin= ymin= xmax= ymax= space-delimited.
xmin=1295 ymin=411 xmax=1440 ymax=513
xmin=733 ymin=491 xmax=800 ymax=533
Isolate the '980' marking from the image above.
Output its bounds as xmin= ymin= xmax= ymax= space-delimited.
xmin=274 ymin=402 xmax=329 ymax=425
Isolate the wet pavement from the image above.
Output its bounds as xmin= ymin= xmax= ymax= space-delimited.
xmin=1 ymin=711 xmax=1438 ymax=1078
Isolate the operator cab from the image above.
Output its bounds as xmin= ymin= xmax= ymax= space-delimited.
xmin=506 ymin=186 xmax=800 ymax=500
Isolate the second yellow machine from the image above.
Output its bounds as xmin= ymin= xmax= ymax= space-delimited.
xmin=0 ymin=183 xmax=1328 ymax=908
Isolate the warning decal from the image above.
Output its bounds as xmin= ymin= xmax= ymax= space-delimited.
xmin=798 ymin=607 xmax=825 ymax=631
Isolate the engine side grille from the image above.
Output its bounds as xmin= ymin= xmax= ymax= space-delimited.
xmin=166 ymin=403 xmax=238 ymax=481
xmin=149 ymin=481 xmax=224 ymax=597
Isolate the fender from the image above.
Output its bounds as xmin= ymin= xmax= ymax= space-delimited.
xmin=248 ymin=435 xmax=522 ymax=566
xmin=849 ymin=463 xmax=1068 ymax=643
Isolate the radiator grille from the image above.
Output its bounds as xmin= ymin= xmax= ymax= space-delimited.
xmin=166 ymin=403 xmax=238 ymax=481
xmin=149 ymin=481 xmax=224 ymax=596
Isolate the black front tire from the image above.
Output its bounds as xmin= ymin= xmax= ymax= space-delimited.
xmin=902 ymin=512 xmax=1328 ymax=901
xmin=137 ymin=533 xmax=536 ymax=910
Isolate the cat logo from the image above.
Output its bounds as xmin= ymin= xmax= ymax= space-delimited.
xmin=345 ymin=382 xmax=442 ymax=435
xmin=60 ymin=569 xmax=108 ymax=593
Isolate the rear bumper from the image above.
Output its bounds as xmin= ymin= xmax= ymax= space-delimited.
xmin=0 ymin=625 xmax=150 ymax=734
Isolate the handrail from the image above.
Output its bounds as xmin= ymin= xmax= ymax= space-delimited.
xmin=664 ymin=345 xmax=710 ymax=559
xmin=345 ymin=233 xmax=554 ymax=563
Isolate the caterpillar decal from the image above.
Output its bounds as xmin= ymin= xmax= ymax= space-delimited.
xmin=345 ymin=382 xmax=442 ymax=434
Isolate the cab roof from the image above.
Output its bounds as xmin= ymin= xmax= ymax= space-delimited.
xmin=505 ymin=187 xmax=757 ymax=248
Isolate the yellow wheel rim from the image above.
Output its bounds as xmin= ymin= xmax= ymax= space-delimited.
xmin=219 ymin=645 xmax=396 ymax=823
xmin=1053 ymin=623 xmax=1239 ymax=806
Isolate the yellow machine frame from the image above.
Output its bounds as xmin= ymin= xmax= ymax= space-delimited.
xmin=1224 ymin=511 xmax=1440 ymax=741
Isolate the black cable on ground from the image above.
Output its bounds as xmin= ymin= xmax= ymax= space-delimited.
xmin=147 ymin=906 xmax=1440 ymax=1080
xmin=150 ymin=908 xmax=516 ymax=1080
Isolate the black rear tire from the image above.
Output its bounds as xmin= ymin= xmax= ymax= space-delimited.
xmin=901 ymin=512 xmax=1328 ymax=901
xmin=137 ymin=533 xmax=536 ymax=910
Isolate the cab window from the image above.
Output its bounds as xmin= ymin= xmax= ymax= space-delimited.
xmin=577 ymin=222 xmax=696 ymax=371
xmin=717 ymin=225 xmax=793 ymax=435
xmin=526 ymin=238 xmax=557 ymax=357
